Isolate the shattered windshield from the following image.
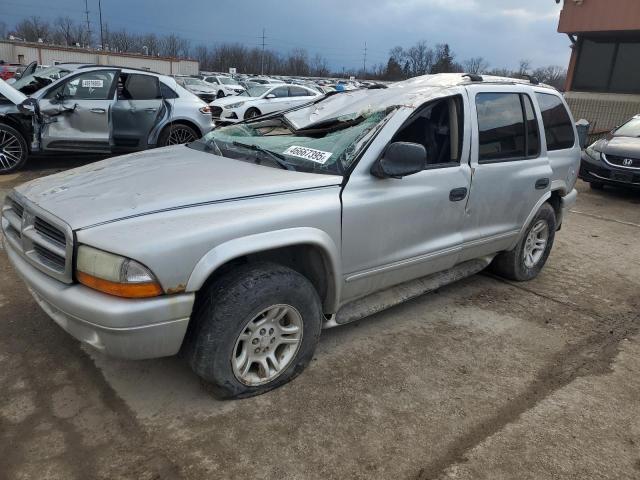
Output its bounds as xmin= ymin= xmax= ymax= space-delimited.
xmin=12 ymin=66 xmax=71 ymax=92
xmin=191 ymin=109 xmax=391 ymax=175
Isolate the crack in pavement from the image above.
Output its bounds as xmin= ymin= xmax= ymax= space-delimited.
xmin=413 ymin=276 xmax=640 ymax=480
xmin=570 ymin=209 xmax=640 ymax=229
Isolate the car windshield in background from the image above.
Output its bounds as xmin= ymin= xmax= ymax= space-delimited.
xmin=614 ymin=117 xmax=640 ymax=138
xmin=192 ymin=109 xmax=390 ymax=175
xmin=220 ymin=77 xmax=237 ymax=85
xmin=183 ymin=78 xmax=211 ymax=88
xmin=11 ymin=66 xmax=71 ymax=91
xmin=242 ymin=86 xmax=270 ymax=97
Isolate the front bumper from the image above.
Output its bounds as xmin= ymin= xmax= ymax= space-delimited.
xmin=579 ymin=152 xmax=640 ymax=188
xmin=4 ymin=238 xmax=195 ymax=360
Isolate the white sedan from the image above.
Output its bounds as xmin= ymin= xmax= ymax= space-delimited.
xmin=209 ymin=84 xmax=321 ymax=123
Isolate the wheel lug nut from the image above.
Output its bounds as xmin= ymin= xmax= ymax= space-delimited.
xmin=269 ymin=328 xmax=274 ymax=335
xmin=260 ymin=328 xmax=266 ymax=335
xmin=252 ymin=338 xmax=259 ymax=345
xmin=254 ymin=348 xmax=261 ymax=354
xmin=270 ymin=337 xmax=275 ymax=344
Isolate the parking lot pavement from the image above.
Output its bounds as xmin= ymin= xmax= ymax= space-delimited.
xmin=1 ymin=167 xmax=639 ymax=479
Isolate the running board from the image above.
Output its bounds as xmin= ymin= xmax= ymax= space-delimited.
xmin=325 ymin=257 xmax=494 ymax=328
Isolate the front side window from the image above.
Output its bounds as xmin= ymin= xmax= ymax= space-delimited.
xmin=535 ymin=93 xmax=575 ymax=151
xmin=57 ymin=71 xmax=116 ymax=100
xmin=476 ymin=93 xmax=539 ymax=162
xmin=289 ymin=86 xmax=311 ymax=97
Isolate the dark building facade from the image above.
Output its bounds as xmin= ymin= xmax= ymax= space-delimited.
xmin=557 ymin=0 xmax=640 ymax=134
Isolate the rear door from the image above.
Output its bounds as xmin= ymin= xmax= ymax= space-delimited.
xmin=39 ymin=69 xmax=118 ymax=152
xmin=459 ymin=84 xmax=552 ymax=261
xmin=261 ymin=86 xmax=291 ymax=114
xmin=111 ymin=73 xmax=166 ymax=151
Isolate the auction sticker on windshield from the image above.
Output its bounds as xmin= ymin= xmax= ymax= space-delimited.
xmin=283 ymin=146 xmax=332 ymax=164
xmin=82 ymin=79 xmax=104 ymax=88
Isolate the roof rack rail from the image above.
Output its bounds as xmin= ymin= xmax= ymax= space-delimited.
xmin=520 ymin=74 xmax=540 ymax=85
xmin=462 ymin=73 xmax=483 ymax=82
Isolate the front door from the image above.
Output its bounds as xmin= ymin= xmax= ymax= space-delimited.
xmin=261 ymin=86 xmax=292 ymax=114
xmin=459 ymin=85 xmax=552 ymax=262
xmin=111 ymin=73 xmax=166 ymax=151
xmin=39 ymin=69 xmax=118 ymax=152
xmin=340 ymin=94 xmax=472 ymax=304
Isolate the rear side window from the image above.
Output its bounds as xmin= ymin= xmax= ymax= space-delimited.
xmin=160 ymin=82 xmax=178 ymax=99
xmin=289 ymin=86 xmax=311 ymax=97
xmin=535 ymin=93 xmax=575 ymax=151
xmin=476 ymin=93 xmax=540 ymax=163
xmin=270 ymin=87 xmax=289 ymax=98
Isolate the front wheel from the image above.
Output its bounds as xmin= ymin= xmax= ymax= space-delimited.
xmin=185 ymin=262 xmax=323 ymax=399
xmin=0 ymin=123 xmax=29 ymax=174
xmin=244 ymin=107 xmax=261 ymax=120
xmin=217 ymin=90 xmax=225 ymax=99
xmin=491 ymin=203 xmax=557 ymax=282
xmin=157 ymin=124 xmax=199 ymax=146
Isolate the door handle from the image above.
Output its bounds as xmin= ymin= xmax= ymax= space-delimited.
xmin=535 ymin=178 xmax=550 ymax=190
xmin=90 ymin=108 xmax=106 ymax=114
xmin=449 ymin=187 xmax=468 ymax=202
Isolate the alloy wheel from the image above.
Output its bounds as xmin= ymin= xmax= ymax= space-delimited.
xmin=167 ymin=127 xmax=196 ymax=145
xmin=0 ymin=129 xmax=24 ymax=172
xmin=523 ymin=220 xmax=549 ymax=268
xmin=231 ymin=304 xmax=303 ymax=386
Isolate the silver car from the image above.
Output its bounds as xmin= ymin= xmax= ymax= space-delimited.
xmin=0 ymin=64 xmax=215 ymax=173
xmin=2 ymin=73 xmax=580 ymax=398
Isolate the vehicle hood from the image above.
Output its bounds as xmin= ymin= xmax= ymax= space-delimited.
xmin=596 ymin=136 xmax=640 ymax=157
xmin=210 ymin=95 xmax=258 ymax=106
xmin=0 ymin=78 xmax=27 ymax=105
xmin=187 ymin=84 xmax=217 ymax=94
xmin=14 ymin=146 xmax=342 ymax=230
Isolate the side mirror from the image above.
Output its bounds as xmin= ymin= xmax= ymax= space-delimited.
xmin=18 ymin=97 xmax=39 ymax=116
xmin=371 ymin=142 xmax=427 ymax=179
xmin=265 ymin=93 xmax=276 ymax=99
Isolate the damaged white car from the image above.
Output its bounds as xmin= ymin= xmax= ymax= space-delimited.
xmin=0 ymin=64 xmax=215 ymax=173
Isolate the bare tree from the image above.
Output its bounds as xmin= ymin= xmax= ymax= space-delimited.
xmin=109 ymin=29 xmax=141 ymax=53
xmin=406 ymin=41 xmax=433 ymax=76
xmin=14 ymin=16 xmax=51 ymax=42
xmin=160 ymin=34 xmax=190 ymax=58
xmin=518 ymin=59 xmax=531 ymax=76
xmin=0 ymin=22 xmax=8 ymax=40
xmin=311 ymin=53 xmax=329 ymax=77
xmin=463 ymin=57 xmax=490 ymax=74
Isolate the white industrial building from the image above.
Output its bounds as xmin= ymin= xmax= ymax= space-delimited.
xmin=0 ymin=40 xmax=199 ymax=75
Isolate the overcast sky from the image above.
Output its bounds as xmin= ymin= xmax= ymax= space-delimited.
xmin=1 ymin=0 xmax=570 ymax=71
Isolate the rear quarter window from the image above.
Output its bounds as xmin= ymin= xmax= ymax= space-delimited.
xmin=535 ymin=93 xmax=575 ymax=151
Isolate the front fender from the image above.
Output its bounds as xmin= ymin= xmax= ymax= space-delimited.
xmin=186 ymin=227 xmax=342 ymax=312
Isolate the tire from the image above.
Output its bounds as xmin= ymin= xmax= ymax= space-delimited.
xmin=491 ymin=203 xmax=557 ymax=282
xmin=185 ymin=262 xmax=323 ymax=399
xmin=217 ymin=90 xmax=225 ymax=99
xmin=589 ymin=181 xmax=604 ymax=190
xmin=244 ymin=107 xmax=261 ymax=120
xmin=0 ymin=123 xmax=29 ymax=174
xmin=157 ymin=123 xmax=199 ymax=147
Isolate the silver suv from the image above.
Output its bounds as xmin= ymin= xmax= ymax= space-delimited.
xmin=2 ymin=74 xmax=580 ymax=398
xmin=0 ymin=64 xmax=215 ymax=173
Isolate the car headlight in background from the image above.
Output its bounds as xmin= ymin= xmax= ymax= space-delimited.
xmin=224 ymin=102 xmax=245 ymax=109
xmin=75 ymin=245 xmax=163 ymax=298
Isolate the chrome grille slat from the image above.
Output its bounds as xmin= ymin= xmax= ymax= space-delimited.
xmin=1 ymin=194 xmax=74 ymax=283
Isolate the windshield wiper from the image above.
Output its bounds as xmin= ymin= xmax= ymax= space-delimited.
xmin=231 ymin=141 xmax=296 ymax=171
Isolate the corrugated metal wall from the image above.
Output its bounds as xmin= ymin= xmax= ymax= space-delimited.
xmin=565 ymin=92 xmax=640 ymax=133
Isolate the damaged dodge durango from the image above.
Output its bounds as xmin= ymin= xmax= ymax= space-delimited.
xmin=2 ymin=74 xmax=581 ymax=398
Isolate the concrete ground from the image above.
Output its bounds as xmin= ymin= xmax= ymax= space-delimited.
xmin=0 ymin=156 xmax=639 ymax=480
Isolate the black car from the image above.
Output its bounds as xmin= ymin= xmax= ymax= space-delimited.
xmin=580 ymin=115 xmax=640 ymax=189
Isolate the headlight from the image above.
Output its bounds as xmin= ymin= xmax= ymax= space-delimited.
xmin=585 ymin=144 xmax=600 ymax=160
xmin=75 ymin=245 xmax=163 ymax=298
xmin=199 ymin=106 xmax=212 ymax=114
xmin=224 ymin=102 xmax=245 ymax=109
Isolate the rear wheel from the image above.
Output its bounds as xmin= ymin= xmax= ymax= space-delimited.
xmin=491 ymin=203 xmax=557 ymax=282
xmin=185 ymin=262 xmax=323 ymax=399
xmin=244 ymin=107 xmax=261 ymax=120
xmin=157 ymin=124 xmax=199 ymax=146
xmin=0 ymin=123 xmax=28 ymax=174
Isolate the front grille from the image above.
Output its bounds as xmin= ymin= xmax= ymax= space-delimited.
xmin=34 ymin=217 xmax=66 ymax=247
xmin=211 ymin=106 xmax=223 ymax=118
xmin=603 ymin=153 xmax=640 ymax=169
xmin=33 ymin=244 xmax=66 ymax=272
xmin=1 ymin=194 xmax=73 ymax=283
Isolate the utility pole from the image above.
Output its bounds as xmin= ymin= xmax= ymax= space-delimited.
xmin=98 ymin=0 xmax=104 ymax=49
xmin=261 ymin=28 xmax=266 ymax=75
xmin=362 ymin=41 xmax=367 ymax=75
xmin=84 ymin=0 xmax=92 ymax=47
